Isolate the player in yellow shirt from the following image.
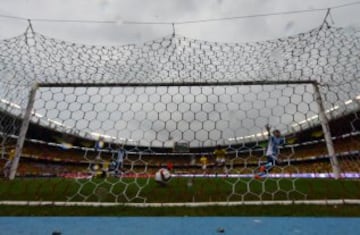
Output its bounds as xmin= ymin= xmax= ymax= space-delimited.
xmin=199 ymin=155 xmax=208 ymax=173
xmin=213 ymin=145 xmax=226 ymax=167
xmin=101 ymin=160 xmax=110 ymax=178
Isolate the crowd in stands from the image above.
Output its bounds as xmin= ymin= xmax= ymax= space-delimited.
xmin=1 ymin=133 xmax=359 ymax=177
xmin=2 ymin=101 xmax=359 ymax=178
xmin=1 ymin=109 xmax=359 ymax=177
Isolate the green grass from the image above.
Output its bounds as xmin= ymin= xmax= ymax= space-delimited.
xmin=0 ymin=177 xmax=360 ymax=216
xmin=1 ymin=177 xmax=360 ymax=202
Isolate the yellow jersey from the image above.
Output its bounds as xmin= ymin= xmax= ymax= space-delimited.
xmin=200 ymin=156 xmax=208 ymax=165
xmin=9 ymin=149 xmax=16 ymax=161
xmin=213 ymin=149 xmax=226 ymax=160
xmin=102 ymin=161 xmax=110 ymax=171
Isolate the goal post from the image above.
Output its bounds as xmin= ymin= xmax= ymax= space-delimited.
xmin=313 ymin=83 xmax=340 ymax=179
xmin=9 ymin=83 xmax=38 ymax=180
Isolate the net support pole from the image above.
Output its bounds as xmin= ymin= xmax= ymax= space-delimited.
xmin=313 ymin=83 xmax=340 ymax=179
xmin=9 ymin=83 xmax=38 ymax=180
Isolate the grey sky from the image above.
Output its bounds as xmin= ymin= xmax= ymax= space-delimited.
xmin=31 ymin=85 xmax=319 ymax=147
xmin=0 ymin=0 xmax=359 ymax=44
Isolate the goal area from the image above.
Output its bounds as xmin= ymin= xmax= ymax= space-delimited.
xmin=0 ymin=23 xmax=360 ymax=207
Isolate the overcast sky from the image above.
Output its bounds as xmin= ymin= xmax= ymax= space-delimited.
xmin=0 ymin=0 xmax=359 ymax=44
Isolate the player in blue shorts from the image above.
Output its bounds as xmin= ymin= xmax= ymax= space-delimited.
xmin=256 ymin=124 xmax=285 ymax=178
xmin=109 ymin=144 xmax=125 ymax=176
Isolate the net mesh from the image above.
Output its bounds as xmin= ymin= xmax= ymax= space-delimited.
xmin=0 ymin=25 xmax=359 ymax=85
xmin=0 ymin=24 xmax=360 ymax=203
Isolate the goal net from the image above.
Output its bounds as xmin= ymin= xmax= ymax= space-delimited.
xmin=0 ymin=24 xmax=359 ymax=205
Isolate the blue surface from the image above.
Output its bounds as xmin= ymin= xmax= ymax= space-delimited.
xmin=0 ymin=217 xmax=359 ymax=235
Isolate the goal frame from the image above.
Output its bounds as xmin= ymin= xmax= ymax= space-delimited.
xmin=9 ymin=80 xmax=341 ymax=179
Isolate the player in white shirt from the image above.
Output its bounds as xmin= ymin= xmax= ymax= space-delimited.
xmin=256 ymin=124 xmax=285 ymax=178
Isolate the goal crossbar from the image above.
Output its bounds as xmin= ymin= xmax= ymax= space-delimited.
xmin=38 ymin=80 xmax=318 ymax=88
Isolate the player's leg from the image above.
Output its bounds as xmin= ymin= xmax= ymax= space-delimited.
xmin=264 ymin=155 xmax=275 ymax=172
xmin=2 ymin=167 xmax=7 ymax=178
xmin=3 ymin=160 xmax=11 ymax=178
xmin=221 ymin=158 xmax=228 ymax=174
xmin=214 ymin=157 xmax=220 ymax=175
xmin=202 ymin=164 xmax=207 ymax=174
xmin=114 ymin=161 xmax=120 ymax=175
xmin=256 ymin=156 xmax=274 ymax=177
xmin=258 ymin=156 xmax=270 ymax=172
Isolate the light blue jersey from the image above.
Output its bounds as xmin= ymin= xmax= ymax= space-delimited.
xmin=117 ymin=149 xmax=124 ymax=165
xmin=266 ymin=136 xmax=285 ymax=159
xmin=110 ymin=148 xmax=125 ymax=173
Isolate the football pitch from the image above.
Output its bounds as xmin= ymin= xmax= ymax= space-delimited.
xmin=0 ymin=177 xmax=360 ymax=216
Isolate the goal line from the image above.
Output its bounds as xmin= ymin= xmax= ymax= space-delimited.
xmin=1 ymin=199 xmax=360 ymax=207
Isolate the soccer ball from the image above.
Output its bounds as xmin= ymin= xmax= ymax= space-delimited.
xmin=91 ymin=164 xmax=100 ymax=171
xmin=154 ymin=168 xmax=172 ymax=185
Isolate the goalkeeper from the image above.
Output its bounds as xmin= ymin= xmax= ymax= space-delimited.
xmin=256 ymin=124 xmax=285 ymax=178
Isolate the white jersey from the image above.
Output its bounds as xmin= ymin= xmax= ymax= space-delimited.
xmin=266 ymin=136 xmax=285 ymax=159
xmin=117 ymin=149 xmax=124 ymax=163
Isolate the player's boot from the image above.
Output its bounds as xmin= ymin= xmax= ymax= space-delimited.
xmin=259 ymin=166 xmax=266 ymax=172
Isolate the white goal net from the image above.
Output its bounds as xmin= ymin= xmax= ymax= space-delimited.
xmin=0 ymin=23 xmax=359 ymax=205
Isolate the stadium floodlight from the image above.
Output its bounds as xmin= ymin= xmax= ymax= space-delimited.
xmin=91 ymin=132 xmax=116 ymax=140
xmin=32 ymin=112 xmax=44 ymax=118
xmin=345 ymin=100 xmax=353 ymax=105
xmin=0 ymin=99 xmax=21 ymax=109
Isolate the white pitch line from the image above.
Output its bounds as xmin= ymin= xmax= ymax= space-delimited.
xmin=1 ymin=199 xmax=360 ymax=207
